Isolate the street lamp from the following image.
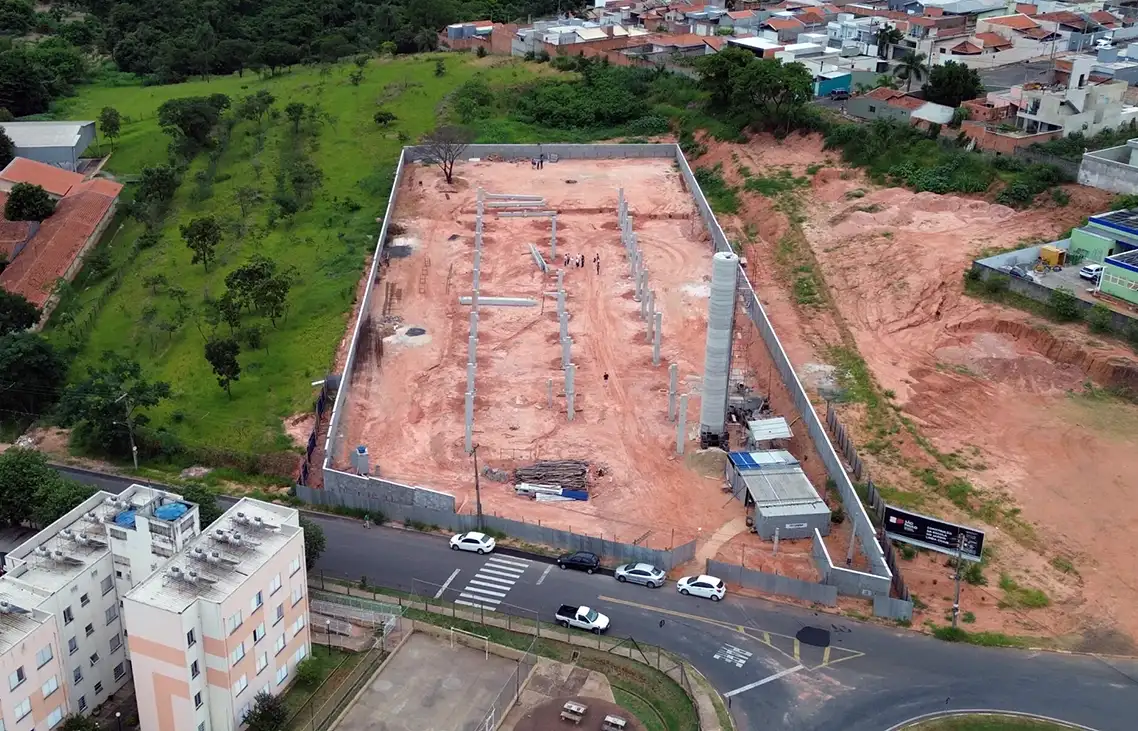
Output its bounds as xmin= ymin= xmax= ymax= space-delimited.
xmin=325 ymin=619 xmax=331 ymax=654
xmin=115 ymin=712 xmax=122 ymax=731
xmin=113 ymin=393 xmax=139 ymax=471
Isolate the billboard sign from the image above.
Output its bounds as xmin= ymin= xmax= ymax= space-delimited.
xmin=883 ymin=506 xmax=985 ymax=563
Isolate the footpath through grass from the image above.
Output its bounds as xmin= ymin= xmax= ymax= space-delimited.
xmin=905 ymin=714 xmax=1086 ymax=731
xmin=45 ymin=56 xmax=544 ymax=458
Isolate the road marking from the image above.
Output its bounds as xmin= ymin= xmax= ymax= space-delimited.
xmin=480 ymin=567 xmax=525 ymax=579
xmin=486 ymin=556 xmax=530 ymax=569
xmin=464 ymin=586 xmax=507 ymax=598
xmin=723 ymin=665 xmax=805 ymax=698
xmin=460 ymin=592 xmax=501 ymax=604
xmin=455 ymin=599 xmax=497 ymax=611
xmin=713 ymin=644 xmax=752 ymax=668
xmin=793 ymin=639 xmax=801 ymax=662
xmin=822 ymin=646 xmax=831 ymax=666
xmin=435 ymin=569 xmax=460 ymax=599
xmin=469 ymin=578 xmax=513 ymax=590
xmin=536 ymin=565 xmax=553 ymax=585
xmin=762 ymin=631 xmax=771 ymax=645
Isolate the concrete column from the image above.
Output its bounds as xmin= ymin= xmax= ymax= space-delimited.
xmin=557 ymin=289 xmax=566 ymax=317
xmin=653 ymin=311 xmax=663 ymax=366
xmin=466 ymin=361 xmax=476 ymax=393
xmin=559 ymin=311 xmax=568 ymax=342
xmin=473 ymin=266 xmax=480 ymax=290
xmin=473 ymin=248 xmax=481 ymax=271
xmin=638 ymin=269 xmax=648 ymax=303
xmin=547 ymin=378 xmax=554 ymax=410
xmin=561 ymin=336 xmax=572 ymax=369
xmin=469 ymin=311 xmax=479 ymax=337
xmin=643 ymin=287 xmax=654 ymax=322
xmin=551 ymin=214 xmax=558 ymax=258
xmin=618 ymin=187 xmax=624 ymax=214
xmin=676 ymin=394 xmax=688 ymax=455
xmin=468 ymin=335 xmax=477 ymax=363
xmin=668 ymin=364 xmax=678 ymax=420
xmin=464 ymin=391 xmax=474 ymax=453
xmin=566 ymin=364 xmax=576 ymax=421
xmin=557 ymin=269 xmax=564 ymax=290
xmin=472 ymin=289 xmax=479 ymax=311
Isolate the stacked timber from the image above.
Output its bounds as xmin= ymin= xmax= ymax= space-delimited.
xmin=514 ymin=460 xmax=589 ymax=492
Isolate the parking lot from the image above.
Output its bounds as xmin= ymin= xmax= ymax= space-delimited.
xmin=1031 ymin=264 xmax=1102 ymax=305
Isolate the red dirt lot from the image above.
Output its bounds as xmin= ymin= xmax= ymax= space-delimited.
xmin=337 ymin=158 xmax=740 ymax=548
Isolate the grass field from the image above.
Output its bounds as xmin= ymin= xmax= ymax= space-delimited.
xmin=44 ymin=55 xmax=547 ymax=459
xmin=905 ymin=714 xmax=1083 ymax=731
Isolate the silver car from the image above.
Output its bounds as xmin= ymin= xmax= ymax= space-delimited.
xmin=614 ymin=563 xmax=665 ymax=588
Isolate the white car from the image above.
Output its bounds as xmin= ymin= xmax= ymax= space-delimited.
xmin=1079 ymin=264 xmax=1104 ymax=281
xmin=677 ymin=574 xmax=726 ymax=601
xmin=449 ymin=531 xmax=496 ymax=554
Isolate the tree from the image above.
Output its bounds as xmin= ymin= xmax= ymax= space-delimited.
xmin=234 ymin=186 xmax=262 ymax=220
xmin=0 ymin=290 xmax=40 ymax=335
xmin=0 ymin=448 xmax=56 ymax=527
xmin=0 ymin=47 xmax=52 ymax=117
xmin=373 ymin=110 xmax=397 ymax=127
xmin=894 ymin=51 xmax=930 ymax=93
xmin=875 ymin=26 xmax=903 ymax=60
xmin=0 ymin=126 xmax=13 ymax=168
xmin=204 ymin=337 xmax=241 ymax=398
xmin=0 ymin=332 xmax=66 ymax=415
xmin=32 ymin=478 xmax=94 ymax=528
xmin=59 ymin=715 xmax=101 ymax=731
xmin=225 ymin=255 xmax=276 ymax=311
xmin=4 ymin=183 xmax=56 ymax=222
xmin=299 ymin=515 xmax=326 ymax=569
xmin=181 ymin=216 xmax=222 ymax=271
xmin=1048 ymin=287 xmax=1081 ymax=322
xmin=136 ymin=165 xmax=179 ymax=205
xmin=238 ymin=90 xmax=275 ymax=124
xmin=215 ymin=38 xmax=255 ymax=77
xmin=379 ymin=41 xmax=397 ymax=57
xmin=923 ymin=60 xmax=984 ymax=108
xmin=420 ymin=126 xmax=473 ymax=184
xmin=285 ymin=102 xmax=306 ymax=134
xmin=434 ymin=58 xmax=446 ymax=76
xmin=56 ymin=351 xmax=172 ymax=456
xmin=176 ymin=483 xmax=222 ymax=526
xmin=243 ymin=692 xmax=289 ymax=731
xmin=157 ymin=95 xmax=230 ymax=147
xmin=98 ymin=106 xmax=121 ymax=151
xmin=294 ymin=657 xmax=321 ymax=687
xmin=142 ymin=273 xmax=168 ymax=294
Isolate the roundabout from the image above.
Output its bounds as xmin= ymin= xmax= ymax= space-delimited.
xmin=890 ymin=711 xmax=1100 ymax=731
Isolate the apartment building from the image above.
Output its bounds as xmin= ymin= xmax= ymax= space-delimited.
xmin=124 ymin=499 xmax=309 ymax=731
xmin=1015 ymin=55 xmax=1129 ymax=135
xmin=0 ymin=485 xmax=201 ymax=723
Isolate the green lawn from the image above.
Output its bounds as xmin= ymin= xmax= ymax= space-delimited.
xmin=907 ymin=714 xmax=1084 ymax=731
xmin=44 ymin=55 xmax=545 ymax=459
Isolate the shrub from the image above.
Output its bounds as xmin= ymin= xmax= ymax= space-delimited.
xmin=1087 ymin=303 xmax=1112 ymax=333
xmin=626 ymin=115 xmax=670 ymax=136
xmin=475 ymin=45 xmax=487 ymax=58
xmin=1048 ymin=287 xmax=1081 ymax=322
xmin=830 ymin=506 xmax=846 ymax=524
xmin=1051 ymin=187 xmax=1070 ymax=206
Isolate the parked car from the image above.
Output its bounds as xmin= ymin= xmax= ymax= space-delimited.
xmin=449 ymin=531 xmax=496 ymax=554
xmin=1079 ymin=263 xmax=1104 ymax=281
xmin=555 ymin=604 xmax=610 ymax=634
xmin=557 ymin=551 xmax=600 ymax=574
xmin=614 ymin=563 xmax=665 ymax=588
xmin=677 ymin=575 xmax=726 ymax=601
xmin=828 ymin=89 xmax=850 ymax=101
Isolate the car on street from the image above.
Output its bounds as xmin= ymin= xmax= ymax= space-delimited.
xmin=449 ymin=531 xmax=496 ymax=554
xmin=828 ymin=89 xmax=850 ymax=101
xmin=557 ymin=550 xmax=600 ymax=574
xmin=555 ymin=604 xmax=610 ymax=634
xmin=1080 ymin=263 xmax=1104 ymax=281
xmin=677 ymin=574 xmax=726 ymax=601
xmin=614 ymin=563 xmax=665 ymax=588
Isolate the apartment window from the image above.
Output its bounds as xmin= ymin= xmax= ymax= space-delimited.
xmin=194 ymin=692 xmax=203 ymax=709
xmin=86 ymin=623 xmax=95 ymax=637
xmin=109 ymin=528 xmax=127 ymax=541
xmin=294 ymin=645 xmax=307 ymax=663
xmin=290 ymin=615 xmax=306 ymax=637
xmin=42 ymin=675 xmax=59 ymax=698
xmin=73 ymin=666 xmax=83 ymax=683
xmin=191 ymin=660 xmax=200 ymax=679
xmin=269 ymin=574 xmax=282 ymax=595
xmin=8 ymin=666 xmax=25 ymax=690
xmin=78 ymin=696 xmax=87 ymax=712
xmin=63 ymin=606 xmax=74 ymax=625
xmin=253 ymin=623 xmax=265 ymax=644
xmin=273 ymin=635 xmax=285 ymax=656
xmin=273 ymin=604 xmax=284 ymax=626
xmin=68 ymin=637 xmax=79 ymax=655
xmin=231 ymin=642 xmax=246 ymax=665
xmin=187 ymin=629 xmax=197 ymax=647
xmin=94 ymin=681 xmax=103 ymax=694
xmin=198 ymin=723 xmax=205 ymax=731
xmin=90 ymin=652 xmax=100 ymax=667
xmin=110 ymin=634 xmax=122 ymax=653
xmin=291 ymin=586 xmax=303 ymax=606
xmin=36 ymin=644 xmax=53 ymax=668
xmin=234 ymin=674 xmax=248 ymax=696
xmin=101 ymin=576 xmax=114 ymax=595
xmin=80 ymin=593 xmax=90 ymax=607
xmin=868 ymin=104 xmax=876 ymax=113
xmin=106 ymin=605 xmax=119 ymax=625
xmin=288 ymin=557 xmax=301 ymax=576
xmin=251 ymin=591 xmax=263 ymax=612
xmin=256 ymin=653 xmax=267 ymax=674
xmin=47 ymin=707 xmax=64 ymax=729
xmin=113 ymin=662 xmax=125 ymax=681
xmin=275 ymin=666 xmax=288 ymax=685
xmin=14 ymin=698 xmax=30 ymax=721
xmin=226 ymin=611 xmax=243 ymax=635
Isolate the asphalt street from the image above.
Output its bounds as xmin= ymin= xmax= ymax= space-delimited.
xmin=67 ymin=467 xmax=1138 ymax=731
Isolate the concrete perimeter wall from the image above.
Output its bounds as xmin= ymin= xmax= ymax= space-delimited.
xmin=706 ymin=558 xmax=837 ymax=606
xmin=811 ymin=529 xmax=891 ymax=598
xmin=403 ymin=143 xmax=677 ymax=162
xmin=1079 ymin=145 xmax=1138 ymax=195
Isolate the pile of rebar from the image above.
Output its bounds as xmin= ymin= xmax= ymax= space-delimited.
xmin=514 ymin=460 xmax=589 ymax=492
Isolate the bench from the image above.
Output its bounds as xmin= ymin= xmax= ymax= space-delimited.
xmin=602 ymin=715 xmax=628 ymax=731
xmin=560 ymin=701 xmax=588 ymax=724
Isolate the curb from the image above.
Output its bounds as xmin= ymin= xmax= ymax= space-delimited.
xmin=885 ymin=710 xmax=1100 ymax=731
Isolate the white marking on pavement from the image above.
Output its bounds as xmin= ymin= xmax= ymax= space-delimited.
xmin=536 ymin=565 xmax=553 ymax=585
xmin=486 ymin=557 xmax=530 ymax=569
xmin=464 ymin=585 xmax=507 ymax=598
xmin=435 ymin=569 xmax=460 ymax=599
xmin=460 ymin=592 xmax=501 ymax=604
xmin=713 ymin=644 xmax=753 ymax=668
xmin=469 ymin=578 xmax=513 ymax=590
xmin=479 ymin=567 xmax=525 ymax=579
xmin=455 ymin=599 xmax=497 ymax=611
xmin=723 ymin=665 xmax=805 ymax=698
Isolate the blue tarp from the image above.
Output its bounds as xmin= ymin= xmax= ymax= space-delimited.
xmin=114 ymin=510 xmax=136 ymax=528
xmin=154 ymin=502 xmax=189 ymax=522
xmin=561 ymin=490 xmax=588 ymax=501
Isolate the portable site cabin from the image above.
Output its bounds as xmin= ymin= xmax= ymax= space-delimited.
xmin=727 ymin=451 xmax=831 ymax=540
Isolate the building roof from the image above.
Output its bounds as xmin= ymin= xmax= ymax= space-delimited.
xmin=0 ymin=121 xmax=93 ymax=150
xmin=126 ymin=499 xmax=300 ymax=613
xmin=1035 ymin=10 xmax=1088 ymax=30
xmin=747 ymin=417 xmax=794 ymax=442
xmin=728 ymin=35 xmax=784 ymax=51
xmin=908 ymin=16 xmax=939 ymax=27
xmin=919 ymin=0 xmax=1008 ymax=13
xmin=740 ymin=465 xmax=824 ymax=508
xmin=865 ymin=86 xmax=904 ymax=100
xmin=727 ymin=9 xmax=755 ymax=18
xmin=985 ymin=13 xmax=1039 ymax=30
xmin=730 ymin=450 xmax=800 ymax=471
xmin=913 ymin=101 xmax=956 ymax=124
xmin=1019 ymin=26 xmax=1056 ymax=39
xmin=1014 ymin=3 xmax=1037 ymax=13
xmin=975 ymin=31 xmax=1012 ymax=48
xmin=1089 ymin=10 xmax=1120 ymax=27
xmin=798 ymin=9 xmax=827 ymax=24
xmin=763 ymin=17 xmax=806 ymax=30
xmin=656 ymin=32 xmax=709 ymax=47
xmin=0 ymin=588 xmax=51 ymax=653
xmin=703 ymin=36 xmax=728 ymax=51
xmin=0 ymin=158 xmax=84 ymax=197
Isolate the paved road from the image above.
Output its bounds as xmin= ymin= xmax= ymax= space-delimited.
xmin=67 ymin=467 xmax=1138 ymax=731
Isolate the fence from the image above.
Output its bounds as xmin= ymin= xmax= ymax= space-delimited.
xmin=283 ymin=627 xmax=394 ymax=731
xmin=825 ymin=403 xmax=865 ymax=482
xmin=810 ymin=529 xmax=893 ymax=600
xmin=706 ymin=558 xmax=837 ymax=606
xmin=1011 ymin=145 xmax=1081 ymax=179
xmin=297 ymin=383 xmax=331 ymax=487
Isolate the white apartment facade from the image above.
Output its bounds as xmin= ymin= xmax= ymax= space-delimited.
xmin=123 ymin=499 xmax=310 ymax=731
xmin=0 ymin=599 xmax=69 ymax=731
xmin=0 ymin=485 xmax=201 ymax=723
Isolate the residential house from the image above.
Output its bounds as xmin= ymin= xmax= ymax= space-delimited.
xmin=1015 ymin=56 xmax=1130 ymax=135
xmin=848 ymin=86 xmax=928 ymax=122
xmin=726 ymin=35 xmax=785 ymax=56
xmin=761 ymin=16 xmax=807 ymax=43
xmin=1034 ymin=10 xmax=1111 ymax=51
xmin=1078 ymin=138 xmax=1138 ymax=194
xmin=721 ymin=9 xmax=763 ymax=32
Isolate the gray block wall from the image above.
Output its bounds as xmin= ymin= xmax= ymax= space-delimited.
xmin=706 ymin=559 xmax=837 ymax=605
xmin=754 ymin=509 xmax=831 ymax=541
xmin=1078 ymin=146 xmax=1138 ymax=195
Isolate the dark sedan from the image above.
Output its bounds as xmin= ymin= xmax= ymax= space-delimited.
xmin=557 ymin=550 xmax=600 ymax=574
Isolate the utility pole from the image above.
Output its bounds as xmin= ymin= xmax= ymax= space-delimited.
xmin=951 ymin=532 xmax=964 ymax=629
xmin=115 ymin=392 xmax=139 ymax=471
xmin=472 ymin=443 xmax=484 ymax=530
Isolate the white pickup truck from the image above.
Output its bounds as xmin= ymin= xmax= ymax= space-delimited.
xmin=555 ymin=604 xmax=611 ymax=634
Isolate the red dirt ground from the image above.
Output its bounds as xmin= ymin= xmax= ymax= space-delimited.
xmin=338 ymin=158 xmax=741 ymax=548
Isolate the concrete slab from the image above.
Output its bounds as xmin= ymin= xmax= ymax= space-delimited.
xmin=334 ymin=632 xmax=516 ymax=731
xmin=1030 ymin=265 xmax=1103 ymax=306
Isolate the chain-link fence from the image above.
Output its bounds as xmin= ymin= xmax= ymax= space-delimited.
xmin=283 ymin=637 xmax=388 ymax=731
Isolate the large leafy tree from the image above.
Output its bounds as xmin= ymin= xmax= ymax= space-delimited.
xmin=98 ymin=106 xmax=121 ymax=151
xmin=0 ymin=290 xmax=40 ymax=335
xmin=176 ymin=483 xmax=223 ymax=526
xmin=875 ymin=26 xmax=903 ymax=60
xmin=0 ymin=126 xmax=13 ymax=169
xmin=204 ymin=337 xmax=241 ymax=398
xmin=696 ymin=47 xmax=813 ymax=133
xmin=0 ymin=332 xmax=67 ymax=415
xmin=243 ymin=692 xmax=288 ymax=731
xmin=299 ymin=516 xmax=326 ymax=569
xmin=0 ymin=449 xmax=92 ymax=528
xmin=4 ymin=183 xmax=56 ymax=222
xmin=157 ymin=95 xmax=230 ymax=147
xmin=181 ymin=215 xmax=222 ymax=271
xmin=924 ymin=60 xmax=984 ymax=108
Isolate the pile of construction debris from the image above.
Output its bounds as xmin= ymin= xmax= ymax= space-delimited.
xmin=513 ymin=460 xmax=589 ymax=502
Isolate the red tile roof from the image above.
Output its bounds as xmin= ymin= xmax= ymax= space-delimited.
xmin=1035 ymin=10 xmax=1087 ymax=30
xmin=0 ymin=177 xmax=121 ymax=308
xmin=798 ymin=9 xmax=827 ymax=24
xmin=1089 ymin=10 xmax=1120 ymax=26
xmin=763 ymin=17 xmax=805 ymax=30
xmin=985 ymin=14 xmax=1039 ymax=30
xmin=864 ymin=87 xmax=925 ymax=110
xmin=975 ymin=32 xmax=1012 ymax=48
xmin=0 ymin=158 xmax=84 ymax=198
xmin=890 ymin=95 xmax=925 ymax=111
xmin=657 ymin=32 xmax=708 ymax=47
xmin=950 ymin=40 xmax=983 ymax=54
xmin=703 ymin=36 xmax=728 ymax=50
xmin=865 ymin=87 xmax=904 ymax=101
xmin=908 ymin=16 xmax=939 ymax=27
xmin=727 ymin=9 xmax=755 ymax=18
xmin=1015 ymin=3 xmax=1037 ymax=13
xmin=1019 ymin=26 xmax=1055 ymax=39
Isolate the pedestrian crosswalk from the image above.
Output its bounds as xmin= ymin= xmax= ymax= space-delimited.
xmin=454 ymin=555 xmax=530 ymax=612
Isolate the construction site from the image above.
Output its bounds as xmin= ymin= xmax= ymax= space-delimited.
xmin=328 ymin=152 xmax=859 ymax=576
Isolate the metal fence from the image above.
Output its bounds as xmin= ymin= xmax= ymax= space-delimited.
xmin=706 ymin=558 xmax=837 ymax=605
xmin=297 ymin=383 xmax=331 ymax=487
xmin=283 ymin=629 xmax=396 ymax=731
